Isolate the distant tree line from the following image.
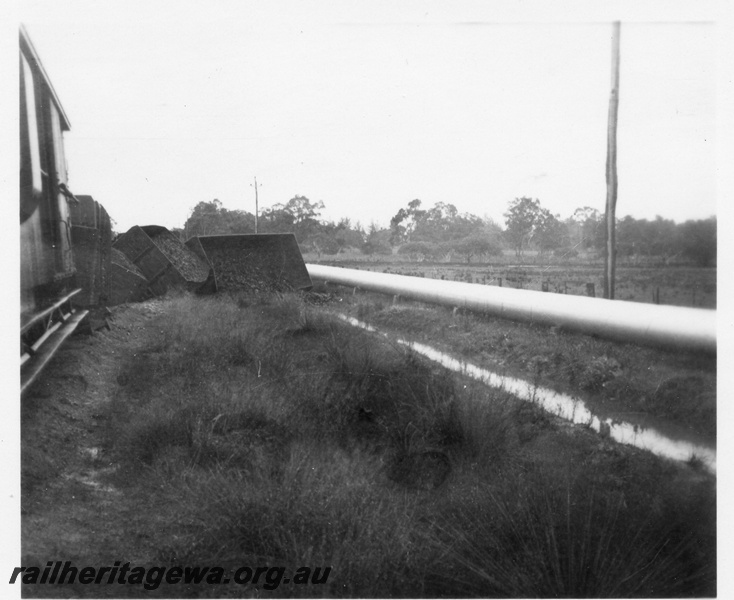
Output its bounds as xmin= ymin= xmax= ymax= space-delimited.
xmin=179 ymin=195 xmax=716 ymax=267
xmin=503 ymin=197 xmax=716 ymax=267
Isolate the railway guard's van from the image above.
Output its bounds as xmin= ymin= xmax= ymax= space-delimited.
xmin=20 ymin=25 xmax=87 ymax=393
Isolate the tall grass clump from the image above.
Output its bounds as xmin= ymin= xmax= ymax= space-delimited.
xmin=107 ymin=294 xmax=303 ymax=472
xmin=157 ymin=442 xmax=437 ymax=597
xmin=290 ymin=325 xmax=467 ymax=456
xmin=429 ymin=471 xmax=715 ymax=598
xmin=448 ymin=388 xmax=518 ymax=471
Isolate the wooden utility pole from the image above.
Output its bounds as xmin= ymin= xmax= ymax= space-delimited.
xmin=604 ymin=21 xmax=621 ymax=299
xmin=251 ymin=176 xmax=261 ymax=233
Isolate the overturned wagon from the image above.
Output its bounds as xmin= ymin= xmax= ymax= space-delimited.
xmin=114 ymin=225 xmax=211 ymax=295
xmin=111 ymin=228 xmax=312 ymax=299
xmin=109 ymin=248 xmax=149 ymax=305
xmin=186 ymin=234 xmax=312 ymax=294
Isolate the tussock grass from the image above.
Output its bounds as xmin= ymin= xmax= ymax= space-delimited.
xmin=160 ymin=443 xmax=431 ymax=596
xmin=103 ymin=292 xmax=716 ymax=597
xmin=450 ymin=389 xmax=518 ymax=468
xmin=430 ymin=472 xmax=715 ymax=598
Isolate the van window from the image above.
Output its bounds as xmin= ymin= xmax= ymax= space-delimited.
xmin=21 ymin=54 xmax=42 ymax=197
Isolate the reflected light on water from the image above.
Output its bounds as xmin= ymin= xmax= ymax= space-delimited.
xmin=339 ymin=315 xmax=716 ymax=474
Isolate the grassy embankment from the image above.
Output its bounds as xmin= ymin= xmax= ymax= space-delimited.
xmin=101 ymin=292 xmax=714 ymax=597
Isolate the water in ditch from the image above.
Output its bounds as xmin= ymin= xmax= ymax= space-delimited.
xmin=338 ymin=315 xmax=716 ymax=474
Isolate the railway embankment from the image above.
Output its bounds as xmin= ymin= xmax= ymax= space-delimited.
xmin=21 ymin=292 xmax=716 ymax=597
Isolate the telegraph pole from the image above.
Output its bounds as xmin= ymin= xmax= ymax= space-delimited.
xmin=604 ymin=21 xmax=621 ymax=299
xmin=251 ymin=176 xmax=261 ymax=233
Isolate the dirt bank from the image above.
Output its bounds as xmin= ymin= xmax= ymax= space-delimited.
xmin=21 ymin=302 xmax=171 ymax=597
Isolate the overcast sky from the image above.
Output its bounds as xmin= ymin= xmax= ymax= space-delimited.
xmin=13 ymin=1 xmax=723 ymax=232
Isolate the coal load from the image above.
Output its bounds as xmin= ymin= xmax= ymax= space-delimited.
xmin=208 ymin=248 xmax=293 ymax=293
xmin=147 ymin=228 xmax=210 ymax=282
xmin=114 ymin=225 xmax=211 ymax=296
xmin=186 ymin=234 xmax=312 ymax=294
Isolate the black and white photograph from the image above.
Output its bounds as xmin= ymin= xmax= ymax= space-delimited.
xmin=6 ymin=0 xmax=729 ymax=597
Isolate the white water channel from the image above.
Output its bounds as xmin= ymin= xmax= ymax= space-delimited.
xmin=338 ymin=315 xmax=716 ymax=474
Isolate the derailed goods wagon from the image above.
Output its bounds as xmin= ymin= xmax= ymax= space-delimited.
xmin=112 ymin=229 xmax=312 ymax=298
xmin=109 ymin=248 xmax=150 ymax=305
xmin=114 ymin=226 xmax=211 ymax=295
xmin=186 ymin=234 xmax=312 ymax=294
xmin=69 ymin=195 xmax=112 ymax=308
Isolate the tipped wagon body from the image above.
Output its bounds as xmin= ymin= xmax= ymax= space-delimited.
xmin=109 ymin=248 xmax=150 ymax=305
xmin=185 ymin=233 xmax=312 ymax=294
xmin=114 ymin=226 xmax=212 ymax=296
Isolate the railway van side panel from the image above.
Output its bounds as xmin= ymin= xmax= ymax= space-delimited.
xmin=20 ymin=28 xmax=76 ymax=324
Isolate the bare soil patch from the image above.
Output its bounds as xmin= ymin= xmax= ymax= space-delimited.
xmin=21 ymin=301 xmax=175 ymax=597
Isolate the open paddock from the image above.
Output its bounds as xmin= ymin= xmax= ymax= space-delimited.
xmin=305 ymin=256 xmax=716 ymax=309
